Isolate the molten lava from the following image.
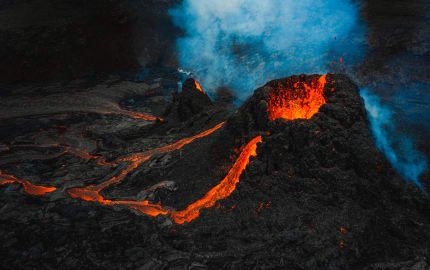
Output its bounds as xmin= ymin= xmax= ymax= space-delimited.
xmin=0 ymin=170 xmax=56 ymax=195
xmin=170 ymin=135 xmax=262 ymax=223
xmin=194 ymin=81 xmax=205 ymax=93
xmin=68 ymin=133 xmax=262 ymax=224
xmin=108 ymin=103 xmax=163 ymax=121
xmin=67 ymin=121 xmax=234 ymax=223
xmin=268 ymin=74 xmax=327 ymax=121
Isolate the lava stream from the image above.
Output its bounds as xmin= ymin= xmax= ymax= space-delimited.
xmin=67 ymin=121 xmax=226 ymax=214
xmin=268 ymin=74 xmax=327 ymax=120
xmin=109 ymin=103 xmax=163 ymax=121
xmin=68 ymin=135 xmax=262 ymax=224
xmin=0 ymin=170 xmax=56 ymax=195
xmin=169 ymin=135 xmax=262 ymax=224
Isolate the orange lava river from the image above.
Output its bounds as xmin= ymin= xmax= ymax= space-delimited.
xmin=268 ymin=74 xmax=327 ymax=120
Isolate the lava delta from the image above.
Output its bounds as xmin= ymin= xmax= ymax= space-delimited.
xmin=0 ymin=74 xmax=429 ymax=269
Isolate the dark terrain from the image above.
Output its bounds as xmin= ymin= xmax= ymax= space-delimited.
xmin=0 ymin=0 xmax=429 ymax=269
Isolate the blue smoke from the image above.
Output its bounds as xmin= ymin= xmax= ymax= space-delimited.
xmin=361 ymin=89 xmax=428 ymax=192
xmin=169 ymin=0 xmax=366 ymax=98
xmin=392 ymin=82 xmax=430 ymax=135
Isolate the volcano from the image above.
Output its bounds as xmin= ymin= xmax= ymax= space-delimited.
xmin=0 ymin=73 xmax=429 ymax=269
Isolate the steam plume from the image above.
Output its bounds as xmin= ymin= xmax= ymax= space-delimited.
xmin=169 ymin=0 xmax=366 ymax=97
xmin=361 ymin=89 xmax=428 ymax=192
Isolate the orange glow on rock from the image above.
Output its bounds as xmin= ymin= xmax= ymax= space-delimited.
xmin=108 ymin=103 xmax=163 ymax=121
xmin=0 ymin=170 xmax=56 ymax=195
xmin=194 ymin=81 xmax=205 ymax=93
xmin=268 ymin=74 xmax=327 ymax=121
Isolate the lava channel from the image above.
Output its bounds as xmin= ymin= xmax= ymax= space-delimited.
xmin=68 ymin=133 xmax=262 ymax=224
xmin=67 ymin=121 xmax=233 ymax=222
xmin=268 ymin=74 xmax=327 ymax=120
xmin=0 ymin=170 xmax=56 ymax=195
xmin=109 ymin=103 xmax=163 ymax=121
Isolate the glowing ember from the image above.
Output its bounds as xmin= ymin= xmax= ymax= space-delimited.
xmin=0 ymin=170 xmax=56 ymax=195
xmin=194 ymin=81 xmax=205 ymax=93
xmin=268 ymin=74 xmax=327 ymax=121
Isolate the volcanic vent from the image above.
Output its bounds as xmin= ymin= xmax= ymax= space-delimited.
xmin=267 ymin=74 xmax=327 ymax=121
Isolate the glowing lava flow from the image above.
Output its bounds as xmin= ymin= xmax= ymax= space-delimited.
xmin=0 ymin=170 xmax=56 ymax=195
xmin=67 ymin=121 xmax=227 ymax=218
xmin=106 ymin=103 xmax=163 ymax=121
xmin=268 ymin=74 xmax=327 ymax=120
xmin=68 ymin=134 xmax=262 ymax=224
xmin=169 ymin=135 xmax=262 ymax=224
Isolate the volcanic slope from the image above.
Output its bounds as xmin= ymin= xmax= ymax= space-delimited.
xmin=0 ymin=74 xmax=429 ymax=269
xmin=146 ymin=73 xmax=430 ymax=269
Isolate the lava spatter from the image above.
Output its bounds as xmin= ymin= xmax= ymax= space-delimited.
xmin=268 ymin=74 xmax=327 ymax=121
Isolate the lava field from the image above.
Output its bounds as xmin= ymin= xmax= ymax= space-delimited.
xmin=0 ymin=73 xmax=429 ymax=269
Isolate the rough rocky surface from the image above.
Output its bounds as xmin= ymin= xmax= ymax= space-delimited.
xmin=0 ymin=73 xmax=429 ymax=269
xmin=164 ymin=78 xmax=214 ymax=121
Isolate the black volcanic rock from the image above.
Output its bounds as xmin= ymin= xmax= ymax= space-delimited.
xmin=165 ymin=78 xmax=213 ymax=121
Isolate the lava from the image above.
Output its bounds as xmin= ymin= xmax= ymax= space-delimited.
xmin=170 ymin=135 xmax=262 ymax=224
xmin=268 ymin=74 xmax=327 ymax=121
xmin=94 ymin=121 xmax=226 ymax=191
xmin=67 ymin=121 xmax=228 ymax=221
xmin=68 ymin=134 xmax=262 ymax=224
xmin=108 ymin=103 xmax=163 ymax=121
xmin=194 ymin=81 xmax=205 ymax=93
xmin=0 ymin=170 xmax=56 ymax=195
